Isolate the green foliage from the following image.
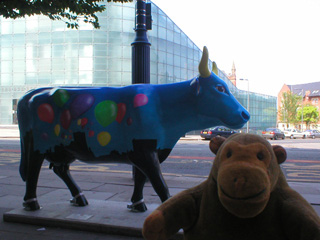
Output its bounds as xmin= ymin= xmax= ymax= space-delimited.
xmin=296 ymin=104 xmax=319 ymax=127
xmin=0 ymin=0 xmax=133 ymax=29
xmin=279 ymin=91 xmax=301 ymax=126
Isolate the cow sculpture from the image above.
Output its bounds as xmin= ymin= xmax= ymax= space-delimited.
xmin=18 ymin=46 xmax=249 ymax=212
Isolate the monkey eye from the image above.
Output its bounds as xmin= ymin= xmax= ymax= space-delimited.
xmin=226 ymin=150 xmax=232 ymax=158
xmin=257 ymin=152 xmax=264 ymax=161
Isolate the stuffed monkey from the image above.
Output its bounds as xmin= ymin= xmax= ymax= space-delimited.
xmin=142 ymin=133 xmax=320 ymax=240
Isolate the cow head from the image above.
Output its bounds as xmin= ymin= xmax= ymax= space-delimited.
xmin=191 ymin=46 xmax=250 ymax=129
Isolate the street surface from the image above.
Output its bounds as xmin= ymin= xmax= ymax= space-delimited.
xmin=1 ymin=138 xmax=320 ymax=183
xmin=0 ymin=137 xmax=320 ymax=239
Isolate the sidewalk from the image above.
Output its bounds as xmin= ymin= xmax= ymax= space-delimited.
xmin=0 ymin=125 xmax=319 ymax=239
xmin=0 ymin=125 xmax=19 ymax=138
xmin=0 ymin=125 xmax=203 ymax=141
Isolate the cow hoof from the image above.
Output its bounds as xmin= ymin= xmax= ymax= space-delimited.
xmin=23 ymin=198 xmax=41 ymax=211
xmin=127 ymin=199 xmax=147 ymax=212
xmin=70 ymin=193 xmax=88 ymax=206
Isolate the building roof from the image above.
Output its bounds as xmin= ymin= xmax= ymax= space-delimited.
xmin=287 ymin=82 xmax=320 ymax=97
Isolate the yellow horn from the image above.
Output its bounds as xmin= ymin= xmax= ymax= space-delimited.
xmin=212 ymin=61 xmax=218 ymax=75
xmin=198 ymin=46 xmax=211 ymax=78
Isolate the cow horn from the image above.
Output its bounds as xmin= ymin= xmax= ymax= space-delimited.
xmin=199 ymin=46 xmax=211 ymax=78
xmin=212 ymin=61 xmax=218 ymax=75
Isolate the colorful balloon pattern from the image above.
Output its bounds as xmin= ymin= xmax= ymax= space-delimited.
xmin=60 ymin=109 xmax=71 ymax=130
xmin=70 ymin=94 xmax=95 ymax=119
xmin=97 ymin=132 xmax=111 ymax=146
xmin=53 ymin=89 xmax=70 ymax=107
xmin=54 ymin=124 xmax=60 ymax=136
xmin=134 ymin=94 xmax=148 ymax=108
xmin=37 ymin=103 xmax=54 ymax=123
xmin=116 ymin=103 xmax=126 ymax=123
xmin=36 ymin=91 xmax=149 ymax=147
xmin=94 ymin=100 xmax=117 ymax=127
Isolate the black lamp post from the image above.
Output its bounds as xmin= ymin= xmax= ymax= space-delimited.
xmin=131 ymin=0 xmax=152 ymax=84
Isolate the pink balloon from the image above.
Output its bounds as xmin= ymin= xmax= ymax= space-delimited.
xmin=88 ymin=130 xmax=94 ymax=137
xmin=81 ymin=118 xmax=88 ymax=128
xmin=37 ymin=103 xmax=54 ymax=123
xmin=116 ymin=103 xmax=126 ymax=123
xmin=133 ymin=94 xmax=148 ymax=108
xmin=60 ymin=109 xmax=71 ymax=129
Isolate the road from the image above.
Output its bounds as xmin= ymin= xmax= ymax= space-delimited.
xmin=1 ymin=138 xmax=320 ymax=183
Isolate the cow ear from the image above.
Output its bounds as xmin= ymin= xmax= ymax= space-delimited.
xmin=272 ymin=145 xmax=287 ymax=164
xmin=190 ymin=78 xmax=201 ymax=96
xmin=209 ymin=136 xmax=226 ymax=155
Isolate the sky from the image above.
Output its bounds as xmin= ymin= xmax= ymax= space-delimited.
xmin=152 ymin=0 xmax=320 ymax=96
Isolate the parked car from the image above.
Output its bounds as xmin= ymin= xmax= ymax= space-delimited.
xmin=283 ymin=129 xmax=306 ymax=139
xmin=200 ymin=126 xmax=238 ymax=140
xmin=262 ymin=128 xmax=285 ymax=140
xmin=302 ymin=129 xmax=320 ymax=139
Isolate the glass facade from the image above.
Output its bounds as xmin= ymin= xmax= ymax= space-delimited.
xmin=0 ymin=1 xmax=276 ymax=131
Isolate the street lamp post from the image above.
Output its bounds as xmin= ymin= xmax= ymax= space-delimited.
xmin=295 ymin=88 xmax=304 ymax=131
xmin=240 ymin=78 xmax=249 ymax=133
xmin=131 ymin=0 xmax=152 ymax=84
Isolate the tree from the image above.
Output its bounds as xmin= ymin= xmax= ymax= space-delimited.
xmin=0 ymin=0 xmax=133 ymax=29
xmin=279 ymin=91 xmax=301 ymax=128
xmin=296 ymin=104 xmax=319 ymax=129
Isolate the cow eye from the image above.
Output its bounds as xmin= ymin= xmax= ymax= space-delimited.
xmin=216 ymin=85 xmax=226 ymax=93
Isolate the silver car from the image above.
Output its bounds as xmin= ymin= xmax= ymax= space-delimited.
xmin=283 ymin=129 xmax=306 ymax=139
xmin=303 ymin=129 xmax=320 ymax=139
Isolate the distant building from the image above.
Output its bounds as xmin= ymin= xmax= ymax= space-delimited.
xmin=0 ymin=1 xmax=277 ymax=132
xmin=228 ymin=62 xmax=237 ymax=86
xmin=278 ymin=82 xmax=320 ymax=130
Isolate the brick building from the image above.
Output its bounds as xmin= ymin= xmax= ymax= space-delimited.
xmin=278 ymin=82 xmax=320 ymax=130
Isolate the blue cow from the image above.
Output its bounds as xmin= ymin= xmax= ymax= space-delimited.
xmin=18 ymin=47 xmax=249 ymax=212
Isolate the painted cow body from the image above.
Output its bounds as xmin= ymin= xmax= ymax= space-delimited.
xmin=18 ymin=47 xmax=249 ymax=212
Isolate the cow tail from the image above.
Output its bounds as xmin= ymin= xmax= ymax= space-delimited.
xmin=18 ymin=88 xmax=51 ymax=181
xmin=17 ymin=91 xmax=37 ymax=181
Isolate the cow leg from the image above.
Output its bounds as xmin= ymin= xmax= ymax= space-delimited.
xmin=23 ymin=152 xmax=44 ymax=211
xmin=127 ymin=166 xmax=148 ymax=212
xmin=130 ymin=151 xmax=170 ymax=211
xmin=141 ymin=151 xmax=170 ymax=203
xmin=51 ymin=163 xmax=88 ymax=206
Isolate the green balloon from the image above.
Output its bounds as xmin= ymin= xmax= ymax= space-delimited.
xmin=95 ymin=100 xmax=118 ymax=127
xmin=53 ymin=89 xmax=70 ymax=107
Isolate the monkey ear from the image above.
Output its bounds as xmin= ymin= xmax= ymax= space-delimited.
xmin=209 ymin=136 xmax=226 ymax=155
xmin=272 ymin=145 xmax=287 ymax=164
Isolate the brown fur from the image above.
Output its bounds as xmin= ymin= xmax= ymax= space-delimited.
xmin=142 ymin=134 xmax=320 ymax=240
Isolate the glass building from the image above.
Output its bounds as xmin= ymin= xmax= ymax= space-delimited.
xmin=0 ymin=1 xmax=276 ymax=131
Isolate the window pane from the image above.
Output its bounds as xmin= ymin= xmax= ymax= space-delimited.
xmin=13 ymin=73 xmax=25 ymax=85
xmin=94 ymin=58 xmax=107 ymax=70
xmin=52 ymin=58 xmax=65 ymax=71
xmin=1 ymin=20 xmax=12 ymax=34
xmin=108 ymin=72 xmax=121 ymax=85
xmin=1 ymin=61 xmax=12 ymax=73
xmin=79 ymin=58 xmax=93 ymax=71
xmin=52 ymin=45 xmax=64 ymax=58
xmin=26 ymin=73 xmax=38 ymax=85
xmin=13 ymin=60 xmax=25 ymax=72
xmin=13 ymin=20 xmax=25 ymax=34
xmin=1 ymin=48 xmax=12 ymax=60
xmin=1 ymin=74 xmax=12 ymax=86
xmin=79 ymin=31 xmax=93 ymax=43
xmin=52 ymin=32 xmax=65 ymax=44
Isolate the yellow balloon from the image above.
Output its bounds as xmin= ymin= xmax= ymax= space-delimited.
xmin=54 ymin=124 xmax=60 ymax=136
xmin=97 ymin=132 xmax=111 ymax=146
